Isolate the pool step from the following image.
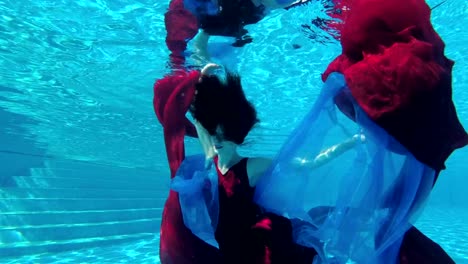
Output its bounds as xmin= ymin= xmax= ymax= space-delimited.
xmin=0 ymin=218 xmax=161 ymax=244
xmin=1 ymin=208 xmax=163 ymax=226
xmin=0 ymin=233 xmax=156 ymax=258
xmin=43 ymin=159 xmax=167 ymax=176
xmin=0 ymin=162 xmax=167 ymax=258
xmin=0 ymin=197 xmax=165 ymax=212
xmin=12 ymin=176 xmax=168 ymax=190
xmin=30 ymin=167 xmax=168 ymax=183
xmin=0 ymin=187 xmax=161 ymax=199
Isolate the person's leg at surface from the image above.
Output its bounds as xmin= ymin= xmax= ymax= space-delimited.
xmin=192 ymin=30 xmax=211 ymax=65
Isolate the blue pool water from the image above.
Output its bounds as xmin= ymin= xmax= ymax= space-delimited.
xmin=2 ymin=207 xmax=468 ymax=263
xmin=0 ymin=0 xmax=467 ymax=263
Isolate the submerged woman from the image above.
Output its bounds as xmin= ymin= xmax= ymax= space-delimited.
xmin=156 ymin=0 xmax=466 ymax=262
xmin=168 ymin=63 xmax=458 ymax=263
xmin=175 ymin=63 xmax=366 ymax=263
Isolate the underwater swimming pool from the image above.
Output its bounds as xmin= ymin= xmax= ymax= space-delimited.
xmin=1 ymin=0 xmax=467 ymax=263
xmin=1 ymin=206 xmax=467 ymax=263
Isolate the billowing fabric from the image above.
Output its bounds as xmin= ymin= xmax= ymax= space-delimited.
xmin=254 ymin=73 xmax=436 ymax=264
xmin=164 ymin=0 xmax=199 ymax=69
xmin=183 ymin=0 xmax=219 ymax=18
xmin=172 ymin=155 xmax=318 ymax=264
xmin=323 ymin=0 xmax=468 ymax=173
xmin=154 ymin=69 xmax=221 ymax=264
xmin=171 ymin=154 xmax=220 ymax=249
xmin=160 ymin=72 xmax=455 ymax=264
xmin=153 ymin=70 xmax=200 ymax=174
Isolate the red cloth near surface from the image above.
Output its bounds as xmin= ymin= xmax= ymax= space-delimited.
xmin=322 ymin=0 xmax=468 ymax=172
xmin=153 ymin=70 xmax=221 ymax=264
xmin=164 ymin=0 xmax=199 ymax=69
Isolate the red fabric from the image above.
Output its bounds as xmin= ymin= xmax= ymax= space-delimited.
xmin=322 ymin=1 xmax=459 ymax=262
xmin=322 ymin=0 xmax=468 ymax=172
xmin=153 ymin=70 xmax=220 ymax=264
xmin=153 ymin=70 xmax=199 ymax=172
xmin=165 ymin=0 xmax=199 ymax=69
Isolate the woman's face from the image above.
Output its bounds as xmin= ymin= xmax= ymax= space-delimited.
xmin=194 ymin=121 xmax=237 ymax=157
xmin=211 ymin=126 xmax=237 ymax=155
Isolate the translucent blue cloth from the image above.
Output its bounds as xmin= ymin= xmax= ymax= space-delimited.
xmin=170 ymin=154 xmax=220 ymax=248
xmin=183 ymin=0 xmax=219 ymax=17
xmin=276 ymin=0 xmax=301 ymax=5
xmin=253 ymin=73 xmax=436 ymax=264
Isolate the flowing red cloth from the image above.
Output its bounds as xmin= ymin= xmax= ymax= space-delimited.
xmin=164 ymin=0 xmax=199 ymax=69
xmin=322 ymin=1 xmax=460 ymax=262
xmin=322 ymin=0 xmax=468 ymax=172
xmin=153 ymin=70 xmax=221 ymax=264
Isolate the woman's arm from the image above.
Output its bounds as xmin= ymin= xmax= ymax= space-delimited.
xmin=194 ymin=120 xmax=216 ymax=162
xmin=308 ymin=134 xmax=366 ymax=169
xmin=246 ymin=134 xmax=365 ymax=185
xmin=192 ymin=64 xmax=221 ymax=162
xmin=192 ymin=30 xmax=211 ymax=64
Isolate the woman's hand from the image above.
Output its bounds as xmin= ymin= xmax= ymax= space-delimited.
xmin=352 ymin=132 xmax=366 ymax=144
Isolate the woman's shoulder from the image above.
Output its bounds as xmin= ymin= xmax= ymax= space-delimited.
xmin=246 ymin=157 xmax=272 ymax=186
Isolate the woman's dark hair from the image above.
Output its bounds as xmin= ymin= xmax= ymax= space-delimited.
xmin=190 ymin=70 xmax=259 ymax=145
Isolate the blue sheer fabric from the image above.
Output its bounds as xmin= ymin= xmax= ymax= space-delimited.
xmin=170 ymin=154 xmax=220 ymax=248
xmin=183 ymin=0 xmax=219 ymax=17
xmin=275 ymin=0 xmax=302 ymax=5
xmin=253 ymin=73 xmax=436 ymax=264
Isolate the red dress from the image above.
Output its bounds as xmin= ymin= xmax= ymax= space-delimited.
xmin=214 ymin=157 xmax=317 ymax=264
